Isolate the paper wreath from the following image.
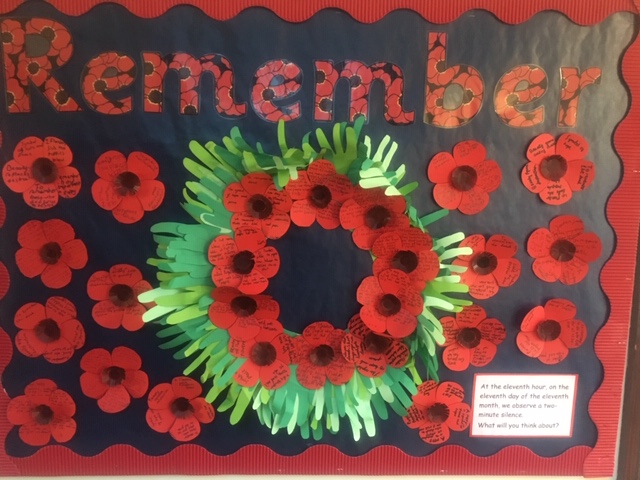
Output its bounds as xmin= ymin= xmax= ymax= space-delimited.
xmin=139 ymin=119 xmax=472 ymax=441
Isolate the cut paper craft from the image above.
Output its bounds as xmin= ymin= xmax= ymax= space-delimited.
xmin=527 ymin=215 xmax=602 ymax=285
xmin=6 ymin=379 xmax=77 ymax=446
xmin=228 ymin=323 xmax=294 ymax=390
xmin=80 ymin=346 xmax=149 ymax=413
xmin=91 ymin=150 xmax=165 ymax=224
xmin=146 ymin=376 xmax=215 ymax=442
xmin=521 ymin=132 xmax=595 ymax=205
xmin=292 ymin=321 xmax=354 ymax=389
xmin=357 ymin=269 xmax=423 ymax=338
xmin=285 ymin=159 xmax=353 ymax=229
xmin=15 ymin=219 xmax=88 ymax=289
xmin=341 ymin=315 xmax=409 ymax=378
xmin=427 ymin=140 xmax=501 ymax=215
xmin=453 ymin=234 xmax=521 ymax=299
xmin=87 ymin=264 xmax=153 ymax=331
xmin=2 ymin=136 xmax=81 ymax=209
xmin=403 ymin=380 xmax=471 ymax=445
xmin=251 ymin=59 xmax=303 ymax=122
xmin=440 ymin=305 xmax=506 ymax=371
xmin=517 ymin=298 xmax=587 ymax=364
xmin=339 ymin=186 xmax=409 ymax=250
xmin=494 ymin=64 xmax=547 ymax=127
xmin=207 ymin=227 xmax=279 ymax=294
xmin=0 ymin=260 xmax=9 ymax=301
xmin=224 ymin=172 xmax=292 ymax=239
xmin=13 ymin=296 xmax=85 ymax=364
xmin=372 ymin=228 xmax=440 ymax=290
xmin=81 ymin=52 xmax=136 ymax=114
xmin=209 ymin=287 xmax=280 ymax=340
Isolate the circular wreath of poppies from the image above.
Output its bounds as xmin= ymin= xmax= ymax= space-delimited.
xmin=142 ymin=120 xmax=470 ymax=441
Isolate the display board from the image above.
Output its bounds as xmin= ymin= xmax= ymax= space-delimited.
xmin=0 ymin=0 xmax=639 ymax=477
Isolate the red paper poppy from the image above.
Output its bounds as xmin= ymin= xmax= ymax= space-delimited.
xmin=169 ymin=53 xmax=203 ymax=91
xmin=315 ymin=61 xmax=339 ymax=120
xmin=7 ymin=379 xmax=76 ymax=446
xmin=440 ymin=305 xmax=506 ymax=371
xmin=516 ymin=298 xmax=587 ymax=364
xmin=87 ymin=264 xmax=153 ymax=331
xmin=292 ymin=321 xmax=354 ymax=389
xmin=217 ymin=69 xmax=245 ymax=116
xmin=80 ymin=347 xmax=149 ymax=413
xmin=146 ymin=376 xmax=215 ymax=442
xmin=5 ymin=77 xmax=29 ymax=112
xmin=25 ymin=18 xmax=73 ymax=63
xmin=2 ymin=136 xmax=81 ymax=209
xmin=15 ymin=219 xmax=88 ymax=289
xmin=92 ymin=150 xmax=165 ymax=224
xmin=427 ymin=140 xmax=502 ymax=215
xmin=341 ymin=315 xmax=409 ymax=377
xmin=372 ymin=228 xmax=440 ymax=290
xmin=403 ymin=380 xmax=471 ymax=444
xmin=453 ymin=234 xmax=521 ymax=299
xmin=252 ymin=60 xmax=302 ymax=121
xmin=357 ymin=270 xmax=423 ymax=338
xmin=17 ymin=54 xmax=50 ymax=87
xmin=1 ymin=19 xmax=25 ymax=55
xmin=43 ymin=77 xmax=74 ymax=109
xmin=207 ymin=228 xmax=279 ymax=294
xmin=14 ymin=296 xmax=85 ymax=364
xmin=209 ymin=287 xmax=280 ymax=340
xmin=285 ymin=159 xmax=353 ymax=229
xmin=180 ymin=88 xmax=199 ymax=115
xmin=341 ymin=61 xmax=373 ymax=100
xmin=223 ymin=172 xmax=292 ymax=239
xmin=229 ymin=323 xmax=293 ymax=390
xmin=339 ymin=187 xmax=409 ymax=250
xmin=527 ymin=215 xmax=602 ymax=285
xmin=143 ymin=53 xmax=167 ymax=89
xmin=521 ymin=133 xmax=595 ymax=205
xmin=427 ymin=34 xmax=458 ymax=88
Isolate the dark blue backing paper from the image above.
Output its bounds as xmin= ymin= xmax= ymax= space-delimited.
xmin=0 ymin=1 xmax=636 ymax=459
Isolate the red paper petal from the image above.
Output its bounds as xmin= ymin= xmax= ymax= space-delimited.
xmin=126 ymin=151 xmax=159 ymax=180
xmin=470 ymin=339 xmax=497 ymax=367
xmin=436 ymin=381 xmax=465 ymax=405
xmin=516 ymin=331 xmax=545 ymax=358
xmin=241 ymin=172 xmax=272 ymax=195
xmin=43 ymin=337 xmax=75 ymax=364
xmin=544 ymin=298 xmax=577 ymax=322
xmin=137 ymin=179 xmax=165 ymax=211
xmin=297 ymin=362 xmax=326 ymax=390
xmin=446 ymin=402 xmax=471 ymax=431
xmin=191 ymin=397 xmax=215 ymax=424
xmin=234 ymin=361 xmax=261 ymax=387
xmin=60 ymin=238 xmax=88 ymax=269
xmin=254 ymin=246 xmax=280 ymax=278
xmin=404 ymin=404 xmax=428 ymax=429
xmin=453 ymin=140 xmax=486 ymax=166
xmin=339 ymin=198 xmax=364 ymax=229
xmin=456 ymin=305 xmax=486 ymax=328
xmin=486 ymin=235 xmax=517 ymax=258
xmin=13 ymin=137 xmax=45 ymax=166
xmin=440 ymin=317 xmax=459 ymax=346
xmin=121 ymin=369 xmax=149 ymax=398
xmin=41 ymin=262 xmax=72 ymax=289
xmin=433 ymin=182 xmax=462 ymax=210
xmin=19 ymin=423 xmax=51 ymax=446
xmin=17 ymin=219 xmax=48 ymax=249
xmin=564 ymin=159 xmax=595 ymax=192
xmin=42 ymin=219 xmax=74 ymax=245
xmin=314 ymin=200 xmax=340 ymax=230
xmin=384 ymin=340 xmax=409 ymax=368
xmin=92 ymin=301 xmax=124 ymax=329
xmin=540 ymin=178 xmax=573 ymax=205
xmin=284 ymin=172 xmax=311 ymax=200
xmin=550 ymin=215 xmax=584 ymax=240
xmin=235 ymin=227 xmax=267 ymax=252
xmin=112 ymin=195 xmax=144 ymax=224
xmin=526 ymin=133 xmax=556 ymax=164
xmin=208 ymin=235 xmax=237 ymax=266
xmin=95 ymin=150 xmax=127 ymax=181
xmin=559 ymin=319 xmax=587 ymax=349
xmin=468 ymin=274 xmax=500 ymax=299
xmin=459 ymin=234 xmax=486 ymax=259
xmin=209 ymin=302 xmax=236 ymax=329
xmin=80 ymin=348 xmax=111 ymax=373
xmin=474 ymin=159 xmax=502 ymax=193
xmin=307 ymin=159 xmax=337 ymax=183
xmin=24 ymin=183 xmax=58 ymax=209
xmin=414 ymin=250 xmax=440 ymax=283
xmin=56 ymin=166 xmax=81 ymax=199
xmin=44 ymin=137 xmax=72 ymax=167
xmin=15 ymin=248 xmax=46 ymax=278
xmin=223 ymin=182 xmax=251 ymax=212
xmin=87 ymin=270 xmax=113 ymax=300
xmin=49 ymin=417 xmax=76 ymax=443
xmin=493 ymin=258 xmax=521 ymax=287
xmin=170 ymin=415 xmax=201 ymax=442
xmin=371 ymin=232 xmax=404 ymax=258
xmin=386 ymin=309 xmax=417 ymax=338
xmin=146 ymin=407 xmax=175 ymax=433
xmin=521 ymin=162 xmax=549 ymax=194
xmin=302 ymin=321 xmax=335 ymax=346
xmin=238 ymin=270 xmax=269 ymax=294
xmin=112 ymin=346 xmax=142 ymax=370
xmin=453 ymin=258 xmax=478 ymax=286
xmin=458 ymin=187 xmax=489 ymax=215
xmin=0 ymin=261 xmax=9 ymax=301
xmin=527 ymin=228 xmax=553 ymax=258
xmin=172 ymin=376 xmax=202 ymax=400
xmin=397 ymin=289 xmax=424 ymax=316
xmin=49 ymin=389 xmax=76 ymax=417
xmin=521 ymin=306 xmax=546 ymax=332
xmin=479 ymin=318 xmax=507 ymax=345
xmin=427 ymin=152 xmax=456 ymax=183
xmin=419 ymin=423 xmax=450 ymax=445
xmin=264 ymin=184 xmax=292 ymax=213
xmin=573 ymin=232 xmax=602 ymax=262
xmin=25 ymin=379 xmax=57 ymax=405
xmin=14 ymin=302 xmax=46 ymax=329
xmin=414 ymin=380 xmax=438 ymax=406
xmin=15 ymin=329 xmax=47 ymax=357
xmin=326 ymin=359 xmax=355 ymax=386
xmin=231 ymin=211 xmax=261 ymax=233
xmin=91 ymin=178 xmax=122 ymax=210
xmin=120 ymin=304 xmax=145 ymax=330
xmin=538 ymin=338 xmax=570 ymax=364
xmin=147 ymin=383 xmax=175 ymax=410
xmin=290 ymin=199 xmax=316 ymax=227
xmin=532 ymin=257 xmax=562 ymax=283
xmin=443 ymin=344 xmax=471 ymax=371
xmin=3 ymin=160 xmax=35 ymax=193
xmin=262 ymin=211 xmax=291 ymax=239
xmin=360 ymin=305 xmax=387 ymax=334
xmin=80 ymin=372 xmax=109 ymax=399
xmin=378 ymin=269 xmax=410 ymax=295
xmin=97 ymin=384 xmax=131 ymax=413
xmin=356 ymin=276 xmax=383 ymax=306
xmin=556 ymin=132 xmax=589 ymax=161
xmin=7 ymin=396 xmax=33 ymax=425
xmin=559 ymin=257 xmax=589 ymax=285
xmin=355 ymin=351 xmax=387 ymax=377
xmin=228 ymin=317 xmax=261 ymax=340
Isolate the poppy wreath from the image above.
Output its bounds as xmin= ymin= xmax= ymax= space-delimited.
xmin=141 ymin=119 xmax=473 ymax=441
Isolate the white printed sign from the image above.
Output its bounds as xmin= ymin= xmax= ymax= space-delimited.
xmin=470 ymin=374 xmax=578 ymax=437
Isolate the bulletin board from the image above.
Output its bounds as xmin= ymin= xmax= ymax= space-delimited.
xmin=0 ymin=0 xmax=639 ymax=477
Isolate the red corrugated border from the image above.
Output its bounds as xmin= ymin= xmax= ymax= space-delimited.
xmin=1 ymin=0 xmax=639 ymax=477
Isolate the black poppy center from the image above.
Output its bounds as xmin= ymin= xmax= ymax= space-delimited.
xmin=251 ymin=341 xmax=277 ymax=366
xmin=450 ymin=165 xmax=478 ymax=192
xmin=27 ymin=61 xmax=40 ymax=75
xmin=40 ymin=27 xmax=55 ymax=42
xmin=39 ymin=242 xmax=62 ymax=265
xmin=506 ymin=93 xmax=519 ymax=107
xmin=457 ymin=327 xmax=482 ymax=349
xmin=309 ymin=344 xmax=335 ymax=367
xmin=232 ymin=250 xmax=255 ymax=275
xmin=247 ymin=194 xmax=273 ymax=219
xmin=34 ymin=318 xmax=61 ymax=343
xmin=550 ymin=239 xmax=576 ymax=262
xmin=319 ymin=98 xmax=332 ymax=112
xmin=32 ymin=404 xmax=54 ymax=425
xmin=309 ymin=185 xmax=332 ymax=209
xmin=262 ymin=88 xmax=275 ymax=101
xmin=537 ymin=320 xmax=562 ymax=342
xmin=435 ymin=60 xmax=446 ymax=73
xmin=230 ymin=295 xmax=257 ymax=317
xmin=55 ymin=90 xmax=69 ymax=105
xmin=102 ymin=366 xmax=126 ymax=386
xmin=471 ymin=252 xmax=498 ymax=275
xmin=364 ymin=332 xmax=392 ymax=354
xmin=115 ymin=171 xmax=141 ymax=196
xmin=31 ymin=157 xmax=59 ymax=184
xmin=109 ymin=284 xmax=135 ymax=307
xmin=148 ymin=89 xmax=162 ymax=104
xmin=427 ymin=402 xmax=450 ymax=424
xmin=365 ymin=205 xmax=392 ymax=230
xmin=93 ymin=79 xmax=107 ymax=93
xmin=170 ymin=397 xmax=194 ymax=418
xmin=349 ymin=75 xmax=361 ymax=88
xmin=144 ymin=61 xmax=154 ymax=75
xmin=391 ymin=250 xmax=419 ymax=273
xmin=540 ymin=154 xmax=568 ymax=182
xmin=1 ymin=31 xmax=12 ymax=44
xmin=315 ymin=70 xmax=326 ymax=83
xmin=178 ymin=67 xmax=191 ymax=80
xmin=377 ymin=293 xmax=402 ymax=317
